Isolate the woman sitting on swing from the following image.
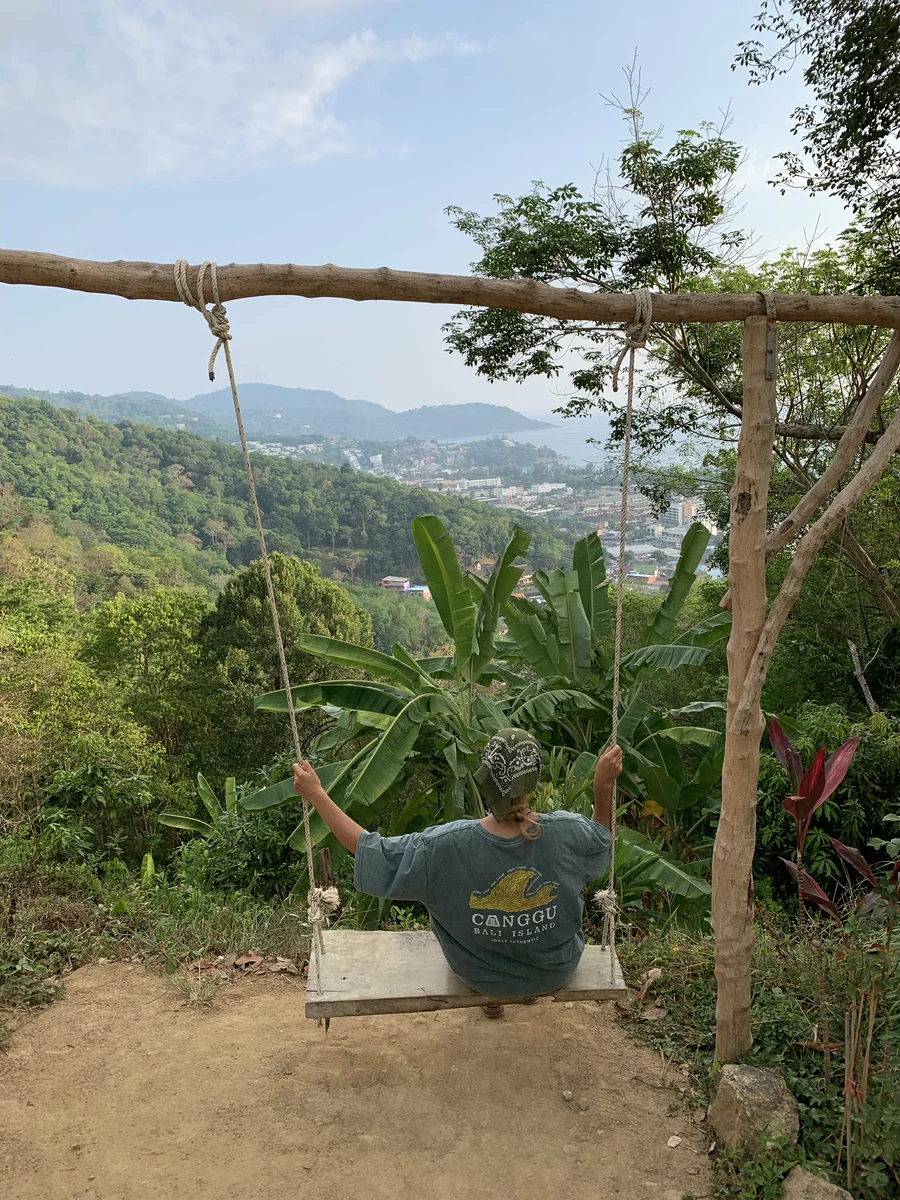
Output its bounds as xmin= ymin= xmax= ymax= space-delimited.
xmin=293 ymin=728 xmax=622 ymax=1016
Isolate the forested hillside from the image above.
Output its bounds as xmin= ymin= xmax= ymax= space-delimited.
xmin=0 ymin=396 xmax=569 ymax=589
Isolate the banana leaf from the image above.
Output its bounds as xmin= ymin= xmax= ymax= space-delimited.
xmin=345 ymin=692 xmax=454 ymax=806
xmin=543 ymin=568 xmax=592 ymax=683
xmin=619 ymin=643 xmax=710 ymax=677
xmin=442 ymin=741 xmax=468 ymax=820
xmin=643 ymin=522 xmax=711 ymax=646
xmin=572 ymin=531 xmax=611 ymax=638
xmin=680 ymin=733 xmax=726 ymax=808
xmin=503 ymin=596 xmax=560 ymax=679
xmin=294 ymin=634 xmax=424 ymax=688
xmin=617 ymin=828 xmax=712 ymax=899
xmin=239 ymin=776 xmax=297 ymax=812
xmin=412 ymin=515 xmax=477 ymax=669
xmin=654 ymin=726 xmax=722 ymax=747
xmin=417 ymin=655 xmax=455 ymax=679
xmin=196 ymin=772 xmax=222 ymax=820
xmin=472 ymin=525 xmax=530 ymax=675
xmin=390 ymin=643 xmax=443 ymax=689
xmin=158 ymin=812 xmax=213 ymax=835
xmin=665 ymin=701 xmax=727 ymax=717
xmin=510 ymin=688 xmax=602 ymax=725
xmin=673 ymin=611 xmax=732 ymax=648
xmin=472 ymin=695 xmax=511 ymax=734
xmin=224 ymin=778 xmax=237 ymax=812
xmin=255 ymin=679 xmax=413 ymax=717
xmin=242 ymin=745 xmax=373 ymax=813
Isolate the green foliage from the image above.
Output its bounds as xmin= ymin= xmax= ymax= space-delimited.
xmin=246 ymin=518 xmax=727 ymax=914
xmin=0 ymin=833 xmax=311 ymax=1010
xmin=81 ymin=588 xmax=210 ymax=756
xmin=0 ymin=395 xmax=572 ymax=588
xmin=711 ymin=1142 xmax=799 ymax=1200
xmin=621 ymin=918 xmax=900 ymax=1200
xmin=444 ymin=94 xmax=745 ymax=452
xmin=346 ymin=584 xmax=446 ymax=656
xmin=173 ymin=804 xmax=302 ymax=898
xmin=193 ymin=553 xmax=374 ymax=776
xmin=246 ymin=517 xmax=534 ymax=848
xmin=498 ymin=523 xmax=730 ymax=844
xmin=736 ymin=0 xmax=900 ymax=226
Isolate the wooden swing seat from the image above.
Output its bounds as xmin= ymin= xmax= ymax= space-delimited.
xmin=305 ymin=929 xmax=627 ymax=1018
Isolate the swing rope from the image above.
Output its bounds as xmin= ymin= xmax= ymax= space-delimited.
xmin=174 ymin=260 xmax=339 ymax=994
xmin=596 ymin=288 xmax=653 ymax=951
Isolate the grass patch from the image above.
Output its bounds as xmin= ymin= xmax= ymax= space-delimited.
xmin=1 ymin=840 xmax=310 ymax=1015
xmin=617 ymin=916 xmax=900 ymax=1199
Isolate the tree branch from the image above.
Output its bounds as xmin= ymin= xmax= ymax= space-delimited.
xmin=731 ymin=404 xmax=900 ymax=735
xmin=721 ymin=330 xmax=900 ymax=611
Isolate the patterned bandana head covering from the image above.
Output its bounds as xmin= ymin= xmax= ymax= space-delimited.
xmin=474 ymin=728 xmax=542 ymax=821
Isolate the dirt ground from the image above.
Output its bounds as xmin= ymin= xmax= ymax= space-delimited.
xmin=1 ymin=963 xmax=712 ymax=1200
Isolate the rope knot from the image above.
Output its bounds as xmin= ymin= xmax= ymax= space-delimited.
xmin=594 ymin=888 xmax=618 ymax=917
xmin=205 ymin=303 xmax=231 ymax=343
xmin=174 ymin=259 xmax=231 ymax=380
xmin=611 ymin=288 xmax=653 ymax=392
xmin=307 ymin=885 xmax=341 ymax=927
xmin=594 ymin=887 xmax=618 ymax=951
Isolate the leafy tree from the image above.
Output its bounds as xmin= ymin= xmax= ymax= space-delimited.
xmin=444 ymin=91 xmax=745 ymax=451
xmin=1 ymin=642 xmax=165 ymax=862
xmin=736 ymin=0 xmax=900 ymax=226
xmin=443 ymin=91 xmax=900 ymax=623
xmin=195 ymin=554 xmax=374 ymax=776
xmin=81 ymin=588 xmax=211 ymax=758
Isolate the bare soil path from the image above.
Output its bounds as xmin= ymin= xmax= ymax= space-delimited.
xmin=1 ymin=964 xmax=710 ymax=1199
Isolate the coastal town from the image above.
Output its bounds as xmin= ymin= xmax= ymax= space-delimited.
xmin=244 ymin=432 xmax=722 ymax=596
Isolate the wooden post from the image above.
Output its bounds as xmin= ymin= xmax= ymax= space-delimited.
xmin=712 ymin=316 xmax=776 ymax=1062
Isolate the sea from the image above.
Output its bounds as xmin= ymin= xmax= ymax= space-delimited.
xmin=435 ymin=419 xmax=614 ymax=466
xmin=437 ymin=418 xmax=683 ymax=466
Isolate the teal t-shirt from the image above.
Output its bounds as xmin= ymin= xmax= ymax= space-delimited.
xmin=353 ymin=811 xmax=611 ymax=997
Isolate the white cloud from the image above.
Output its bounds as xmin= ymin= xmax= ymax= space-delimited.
xmin=0 ymin=1 xmax=476 ymax=186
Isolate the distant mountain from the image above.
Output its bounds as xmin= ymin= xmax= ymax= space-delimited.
xmin=1 ymin=381 xmax=553 ymax=442
xmin=183 ymin=383 xmax=554 ymax=440
xmin=0 ymin=385 xmax=231 ymax=439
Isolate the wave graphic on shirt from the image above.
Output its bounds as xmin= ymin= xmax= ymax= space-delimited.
xmin=469 ymin=867 xmax=560 ymax=913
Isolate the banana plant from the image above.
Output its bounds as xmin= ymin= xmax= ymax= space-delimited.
xmin=158 ymin=773 xmax=237 ymax=837
xmin=240 ymin=516 xmax=532 ymax=855
xmin=498 ymin=523 xmax=730 ymax=817
xmin=533 ymin=751 xmax=711 ymax=909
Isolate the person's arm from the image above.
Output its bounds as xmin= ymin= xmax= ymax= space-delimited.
xmin=293 ymin=761 xmax=364 ymax=853
xmin=592 ymin=745 xmax=623 ymax=829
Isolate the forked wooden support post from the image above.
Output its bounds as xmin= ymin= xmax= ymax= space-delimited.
xmin=712 ymin=316 xmax=776 ymax=1063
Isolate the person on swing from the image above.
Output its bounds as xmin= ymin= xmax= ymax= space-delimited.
xmin=292 ymin=728 xmax=623 ymax=1017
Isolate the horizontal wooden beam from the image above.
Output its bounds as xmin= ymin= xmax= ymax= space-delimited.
xmin=3 ymin=248 xmax=900 ymax=327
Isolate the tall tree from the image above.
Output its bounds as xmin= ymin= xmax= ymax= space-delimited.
xmin=195 ymin=554 xmax=373 ymax=777
xmin=444 ymin=93 xmax=900 ymax=619
xmin=81 ymin=588 xmax=211 ymax=758
xmin=736 ymin=0 xmax=900 ymax=227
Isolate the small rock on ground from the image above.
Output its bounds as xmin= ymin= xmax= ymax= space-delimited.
xmin=782 ymin=1165 xmax=853 ymax=1199
xmin=707 ymin=1064 xmax=799 ymax=1153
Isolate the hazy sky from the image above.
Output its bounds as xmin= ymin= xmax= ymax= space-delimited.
xmin=0 ymin=0 xmax=847 ymax=417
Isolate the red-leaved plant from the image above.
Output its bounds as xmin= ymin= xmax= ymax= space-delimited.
xmin=769 ymin=717 xmax=862 ymax=924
